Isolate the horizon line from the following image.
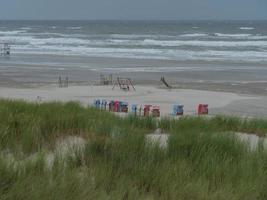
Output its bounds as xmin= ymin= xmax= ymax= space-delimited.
xmin=0 ymin=19 xmax=267 ymax=21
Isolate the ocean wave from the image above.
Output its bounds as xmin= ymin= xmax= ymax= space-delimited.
xmin=0 ymin=35 xmax=103 ymax=46
xmin=0 ymin=30 xmax=27 ymax=35
xmin=110 ymin=34 xmax=161 ymax=39
xmin=2 ymin=31 xmax=267 ymax=48
xmin=214 ymin=33 xmax=267 ymax=40
xmin=214 ymin=33 xmax=251 ymax=37
xmin=142 ymin=39 xmax=267 ymax=47
xmin=239 ymin=27 xmax=255 ymax=30
xmin=68 ymin=27 xmax=82 ymax=30
xmin=180 ymin=33 xmax=208 ymax=37
xmin=12 ymin=45 xmax=267 ymax=63
xmin=20 ymin=27 xmax=32 ymax=30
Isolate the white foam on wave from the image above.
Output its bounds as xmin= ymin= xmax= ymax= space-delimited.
xmin=214 ymin=33 xmax=251 ymax=37
xmin=20 ymin=27 xmax=32 ymax=30
xmin=108 ymin=39 xmax=133 ymax=44
xmin=0 ymin=30 xmax=27 ymax=35
xmin=2 ymin=27 xmax=267 ymax=65
xmin=0 ymin=34 xmax=107 ymax=46
xmin=110 ymin=34 xmax=152 ymax=38
xmin=239 ymin=27 xmax=255 ymax=30
xmin=3 ymin=32 xmax=267 ymax=52
xmin=214 ymin=33 xmax=267 ymax=40
xmin=111 ymin=33 xmax=208 ymax=39
xmin=3 ymin=29 xmax=267 ymax=49
xmin=142 ymin=39 xmax=267 ymax=47
xmin=12 ymin=43 xmax=267 ymax=64
xmin=180 ymin=33 xmax=207 ymax=37
xmin=68 ymin=27 xmax=82 ymax=30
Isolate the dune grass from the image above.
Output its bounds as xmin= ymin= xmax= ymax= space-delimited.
xmin=1 ymin=99 xmax=267 ymax=199
xmin=159 ymin=115 xmax=267 ymax=136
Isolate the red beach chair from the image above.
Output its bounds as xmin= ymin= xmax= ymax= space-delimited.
xmin=114 ymin=101 xmax=120 ymax=112
xmin=144 ymin=105 xmax=152 ymax=117
xmin=198 ymin=104 xmax=209 ymax=115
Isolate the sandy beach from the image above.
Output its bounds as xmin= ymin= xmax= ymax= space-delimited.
xmin=0 ymin=54 xmax=267 ymax=117
xmin=0 ymin=84 xmax=266 ymax=117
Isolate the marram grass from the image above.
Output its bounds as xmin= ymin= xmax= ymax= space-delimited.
xmin=0 ymin=99 xmax=267 ymax=199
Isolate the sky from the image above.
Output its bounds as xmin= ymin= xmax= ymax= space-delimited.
xmin=0 ymin=0 xmax=267 ymax=20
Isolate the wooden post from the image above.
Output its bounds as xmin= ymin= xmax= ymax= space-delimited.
xmin=66 ymin=77 xmax=69 ymax=88
xmin=59 ymin=76 xmax=62 ymax=88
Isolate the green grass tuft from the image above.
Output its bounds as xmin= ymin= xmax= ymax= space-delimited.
xmin=0 ymin=99 xmax=267 ymax=199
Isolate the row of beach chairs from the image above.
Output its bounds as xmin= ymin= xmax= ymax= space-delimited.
xmin=93 ymin=99 xmax=209 ymax=117
xmin=94 ymin=100 xmax=129 ymax=113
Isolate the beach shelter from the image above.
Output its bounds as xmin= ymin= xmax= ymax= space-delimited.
xmin=120 ymin=102 xmax=129 ymax=113
xmin=101 ymin=100 xmax=108 ymax=110
xmin=113 ymin=101 xmax=120 ymax=112
xmin=131 ymin=104 xmax=138 ymax=115
xmin=173 ymin=105 xmax=184 ymax=116
xmin=152 ymin=106 xmax=160 ymax=117
xmin=108 ymin=100 xmax=115 ymax=112
xmin=198 ymin=104 xmax=209 ymax=115
xmin=144 ymin=105 xmax=152 ymax=117
xmin=94 ymin=99 xmax=101 ymax=109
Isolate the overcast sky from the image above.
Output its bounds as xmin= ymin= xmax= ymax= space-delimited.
xmin=1 ymin=0 xmax=267 ymax=20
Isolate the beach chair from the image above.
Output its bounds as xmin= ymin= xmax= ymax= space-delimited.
xmin=94 ymin=99 xmax=101 ymax=109
xmin=144 ymin=105 xmax=152 ymax=117
xmin=152 ymin=106 xmax=160 ymax=117
xmin=139 ymin=105 xmax=143 ymax=116
xmin=131 ymin=104 xmax=138 ymax=115
xmin=173 ymin=105 xmax=184 ymax=116
xmin=120 ymin=102 xmax=128 ymax=113
xmin=108 ymin=101 xmax=114 ymax=112
xmin=198 ymin=104 xmax=209 ymax=115
xmin=114 ymin=101 xmax=120 ymax=112
xmin=101 ymin=100 xmax=107 ymax=110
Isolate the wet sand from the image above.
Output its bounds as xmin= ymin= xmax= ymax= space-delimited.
xmin=1 ymin=54 xmax=267 ymax=95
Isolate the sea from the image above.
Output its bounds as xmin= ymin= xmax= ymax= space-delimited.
xmin=0 ymin=20 xmax=267 ymax=73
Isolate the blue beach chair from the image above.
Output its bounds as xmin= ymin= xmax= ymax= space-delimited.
xmin=173 ymin=105 xmax=184 ymax=116
xmin=101 ymin=100 xmax=107 ymax=110
xmin=120 ymin=102 xmax=129 ymax=113
xmin=131 ymin=104 xmax=138 ymax=115
xmin=94 ymin=99 xmax=101 ymax=109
